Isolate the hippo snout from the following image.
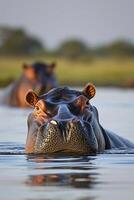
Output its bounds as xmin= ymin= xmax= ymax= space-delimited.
xmin=34 ymin=119 xmax=96 ymax=154
xmin=49 ymin=119 xmax=81 ymax=142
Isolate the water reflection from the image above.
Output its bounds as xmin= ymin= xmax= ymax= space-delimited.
xmin=25 ymin=156 xmax=97 ymax=189
xmin=24 ymin=156 xmax=98 ymax=200
xmin=26 ymin=172 xmax=98 ymax=188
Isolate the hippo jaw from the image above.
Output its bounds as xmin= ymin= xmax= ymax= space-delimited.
xmin=34 ymin=119 xmax=98 ymax=155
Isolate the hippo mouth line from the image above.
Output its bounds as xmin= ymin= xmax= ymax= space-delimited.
xmin=34 ymin=119 xmax=98 ymax=154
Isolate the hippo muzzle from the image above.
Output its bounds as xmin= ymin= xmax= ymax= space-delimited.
xmin=34 ymin=117 xmax=98 ymax=154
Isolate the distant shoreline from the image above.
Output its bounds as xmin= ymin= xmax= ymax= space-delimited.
xmin=0 ymin=56 xmax=134 ymax=89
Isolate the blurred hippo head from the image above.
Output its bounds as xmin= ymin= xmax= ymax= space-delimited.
xmin=7 ymin=61 xmax=58 ymax=107
xmin=25 ymin=83 xmax=107 ymax=155
xmin=23 ymin=61 xmax=57 ymax=94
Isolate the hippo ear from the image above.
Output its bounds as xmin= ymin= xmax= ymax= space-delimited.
xmin=48 ymin=62 xmax=56 ymax=74
xmin=22 ymin=63 xmax=29 ymax=70
xmin=82 ymin=83 xmax=96 ymax=100
xmin=50 ymin=62 xmax=56 ymax=68
xmin=25 ymin=91 xmax=39 ymax=107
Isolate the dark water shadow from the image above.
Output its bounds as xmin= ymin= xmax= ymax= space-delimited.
xmin=0 ymin=142 xmax=25 ymax=155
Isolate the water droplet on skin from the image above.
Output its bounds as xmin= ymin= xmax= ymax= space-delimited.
xmin=50 ymin=120 xmax=58 ymax=125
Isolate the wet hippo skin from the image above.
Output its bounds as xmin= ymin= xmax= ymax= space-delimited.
xmin=25 ymin=83 xmax=134 ymax=155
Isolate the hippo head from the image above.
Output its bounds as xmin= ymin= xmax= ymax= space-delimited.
xmin=23 ymin=61 xmax=57 ymax=95
xmin=25 ymin=83 xmax=106 ymax=155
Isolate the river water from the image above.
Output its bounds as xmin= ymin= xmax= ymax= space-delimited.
xmin=0 ymin=87 xmax=134 ymax=200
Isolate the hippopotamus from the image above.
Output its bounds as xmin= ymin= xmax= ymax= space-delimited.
xmin=1 ymin=61 xmax=57 ymax=107
xmin=25 ymin=83 xmax=134 ymax=155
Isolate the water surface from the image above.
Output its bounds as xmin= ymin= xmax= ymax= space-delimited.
xmin=0 ymin=87 xmax=134 ymax=200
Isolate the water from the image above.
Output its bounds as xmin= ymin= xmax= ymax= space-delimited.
xmin=0 ymin=87 xmax=134 ymax=200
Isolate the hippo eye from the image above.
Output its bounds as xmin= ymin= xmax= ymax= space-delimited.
xmin=35 ymin=106 xmax=41 ymax=112
xmin=68 ymin=102 xmax=81 ymax=115
xmin=35 ymin=106 xmax=39 ymax=110
xmin=69 ymin=96 xmax=89 ymax=115
xmin=35 ymin=105 xmax=53 ymax=117
xmin=34 ymin=100 xmax=46 ymax=114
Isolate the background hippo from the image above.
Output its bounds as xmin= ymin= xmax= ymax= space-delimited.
xmin=1 ymin=61 xmax=57 ymax=107
xmin=25 ymin=83 xmax=134 ymax=155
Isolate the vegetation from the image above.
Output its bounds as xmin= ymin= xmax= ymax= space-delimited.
xmin=0 ymin=56 xmax=134 ymax=88
xmin=57 ymin=39 xmax=89 ymax=60
xmin=0 ymin=26 xmax=134 ymax=88
xmin=0 ymin=26 xmax=134 ymax=58
xmin=0 ymin=26 xmax=44 ymax=55
xmin=95 ymin=40 xmax=134 ymax=57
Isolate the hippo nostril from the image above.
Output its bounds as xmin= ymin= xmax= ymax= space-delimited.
xmin=50 ymin=120 xmax=58 ymax=125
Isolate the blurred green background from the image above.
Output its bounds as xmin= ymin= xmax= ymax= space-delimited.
xmin=0 ymin=26 xmax=134 ymax=88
